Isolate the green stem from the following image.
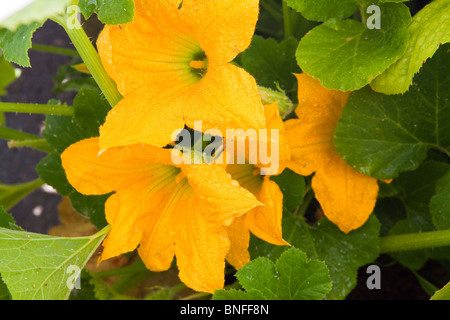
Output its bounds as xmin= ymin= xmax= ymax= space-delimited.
xmin=0 ymin=126 xmax=43 ymax=141
xmin=51 ymin=11 xmax=122 ymax=108
xmin=282 ymin=0 xmax=292 ymax=39
xmin=31 ymin=44 xmax=80 ymax=57
xmin=0 ymin=102 xmax=74 ymax=116
xmin=8 ymin=138 xmax=52 ymax=153
xmin=380 ymin=229 xmax=450 ymax=253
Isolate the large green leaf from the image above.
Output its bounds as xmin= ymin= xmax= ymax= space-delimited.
xmin=0 ymin=0 xmax=67 ymax=31
xmin=431 ymin=281 xmax=450 ymax=300
xmin=0 ymin=22 xmax=43 ymax=67
xmin=241 ymin=36 xmax=301 ymax=95
xmin=430 ymin=171 xmax=450 ymax=230
xmin=285 ymin=0 xmax=357 ymax=22
xmin=387 ymin=161 xmax=450 ymax=270
xmin=37 ymin=88 xmax=111 ymax=229
xmin=214 ymin=247 xmax=332 ymax=300
xmin=250 ymin=214 xmax=380 ymax=299
xmin=335 ymin=43 xmax=450 ymax=180
xmin=78 ymin=0 xmax=135 ymax=25
xmin=296 ymin=2 xmax=410 ymax=91
xmin=0 ymin=226 xmax=108 ymax=300
xmin=371 ymin=0 xmax=450 ymax=94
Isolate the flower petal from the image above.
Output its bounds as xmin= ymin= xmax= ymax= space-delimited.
xmin=284 ymin=118 xmax=334 ymax=177
xmin=247 ymin=177 xmax=289 ymax=246
xmin=174 ymin=198 xmax=230 ymax=293
xmin=181 ymin=163 xmax=262 ymax=224
xmin=61 ymin=137 xmax=175 ymax=195
xmin=312 ymin=154 xmax=379 ymax=233
xmin=139 ymin=0 xmax=259 ymax=64
xmin=138 ymin=177 xmax=191 ymax=272
xmin=225 ymin=215 xmax=251 ymax=270
xmin=100 ymin=190 xmax=148 ymax=261
xmin=97 ymin=1 xmax=202 ymax=96
xmin=183 ymin=63 xmax=266 ymax=138
xmin=98 ymin=88 xmax=185 ymax=149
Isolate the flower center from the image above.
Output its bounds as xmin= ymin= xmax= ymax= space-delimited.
xmin=189 ymin=51 xmax=208 ymax=79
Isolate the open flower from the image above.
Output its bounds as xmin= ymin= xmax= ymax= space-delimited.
xmin=61 ymin=137 xmax=262 ymax=293
xmin=97 ymin=0 xmax=266 ymax=149
xmin=224 ymin=103 xmax=291 ymax=269
xmin=284 ymin=73 xmax=379 ymax=233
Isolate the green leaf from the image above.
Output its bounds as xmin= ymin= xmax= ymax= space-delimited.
xmin=0 ymin=179 xmax=44 ymax=211
xmin=296 ymin=2 xmax=410 ymax=91
xmin=241 ymin=36 xmax=301 ymax=95
xmin=0 ymin=0 xmax=67 ymax=31
xmin=214 ymin=247 xmax=332 ymax=300
xmin=388 ymin=161 xmax=450 ymax=269
xmin=0 ymin=206 xmax=22 ymax=231
xmin=430 ymin=171 xmax=450 ymax=230
xmin=250 ymin=214 xmax=381 ymax=299
xmin=270 ymin=168 xmax=305 ymax=212
xmin=431 ymin=281 xmax=450 ymax=300
xmin=38 ymin=88 xmax=111 ymax=229
xmin=0 ymin=56 xmax=19 ymax=96
xmin=43 ymin=88 xmax=110 ymax=153
xmin=0 ymin=22 xmax=43 ymax=67
xmin=0 ymin=226 xmax=108 ymax=300
xmin=285 ymin=0 xmax=357 ymax=22
xmin=335 ymin=44 xmax=450 ymax=179
xmin=78 ymin=0 xmax=135 ymax=25
xmin=371 ymin=0 xmax=450 ymax=94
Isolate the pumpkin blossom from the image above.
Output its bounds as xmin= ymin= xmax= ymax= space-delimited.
xmin=97 ymin=0 xmax=266 ymax=149
xmin=284 ymin=73 xmax=379 ymax=233
xmin=225 ymin=103 xmax=291 ymax=269
xmin=60 ymin=137 xmax=263 ymax=293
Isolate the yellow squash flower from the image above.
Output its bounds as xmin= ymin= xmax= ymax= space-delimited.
xmin=284 ymin=73 xmax=379 ymax=233
xmin=224 ymin=103 xmax=291 ymax=269
xmin=61 ymin=137 xmax=262 ymax=293
xmin=97 ymin=0 xmax=266 ymax=149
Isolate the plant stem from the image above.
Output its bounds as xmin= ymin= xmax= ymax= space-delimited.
xmin=8 ymin=138 xmax=52 ymax=153
xmin=379 ymin=229 xmax=450 ymax=253
xmin=282 ymin=0 xmax=292 ymax=39
xmin=31 ymin=43 xmax=80 ymax=57
xmin=51 ymin=10 xmax=122 ymax=108
xmin=0 ymin=126 xmax=43 ymax=141
xmin=0 ymin=102 xmax=74 ymax=116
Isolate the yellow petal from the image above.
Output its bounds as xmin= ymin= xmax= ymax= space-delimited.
xmin=225 ymin=215 xmax=251 ymax=270
xmin=293 ymin=73 xmax=349 ymax=122
xmin=258 ymin=103 xmax=291 ymax=175
xmin=247 ymin=177 xmax=289 ymax=246
xmin=312 ymin=154 xmax=379 ymax=233
xmin=139 ymin=0 xmax=259 ymax=64
xmin=98 ymin=0 xmax=259 ymax=96
xmin=285 ymin=73 xmax=379 ymax=233
xmin=181 ymin=163 xmax=262 ymax=224
xmin=284 ymin=118 xmax=333 ymax=177
xmin=100 ymin=190 xmax=149 ymax=261
xmin=61 ymin=137 xmax=175 ymax=195
xmin=97 ymin=3 xmax=202 ymax=96
xmin=138 ymin=177 xmax=191 ymax=272
xmin=175 ymin=198 xmax=230 ymax=293
xmin=98 ymin=88 xmax=185 ymax=149
xmin=183 ymin=63 xmax=266 ymax=138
